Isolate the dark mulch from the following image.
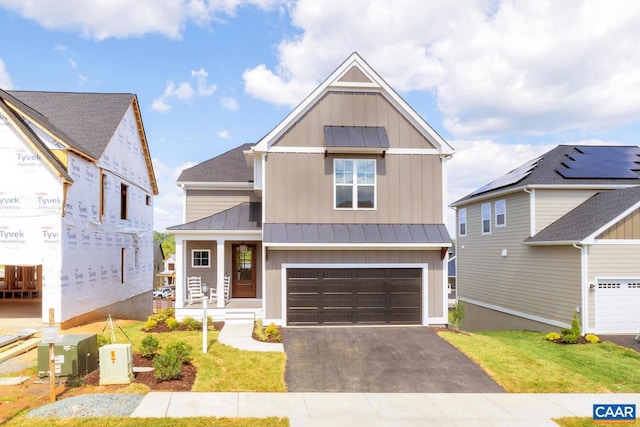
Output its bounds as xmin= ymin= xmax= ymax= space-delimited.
xmin=550 ymin=336 xmax=592 ymax=345
xmin=83 ymin=353 xmax=196 ymax=391
xmin=251 ymin=322 xmax=282 ymax=343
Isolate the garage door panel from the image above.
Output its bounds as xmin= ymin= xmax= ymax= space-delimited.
xmin=287 ymin=268 xmax=422 ymax=325
xmin=596 ymin=279 xmax=640 ymax=333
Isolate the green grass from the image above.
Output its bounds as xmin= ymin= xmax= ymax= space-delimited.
xmin=113 ymin=321 xmax=287 ymax=392
xmin=438 ymin=330 xmax=640 ymax=392
xmin=4 ymin=417 xmax=288 ymax=426
xmin=553 ymin=417 xmax=639 ymax=426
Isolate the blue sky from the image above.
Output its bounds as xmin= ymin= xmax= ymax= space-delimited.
xmin=1 ymin=0 xmax=639 ymax=232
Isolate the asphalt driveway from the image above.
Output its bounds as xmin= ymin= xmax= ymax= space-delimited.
xmin=283 ymin=327 xmax=504 ymax=393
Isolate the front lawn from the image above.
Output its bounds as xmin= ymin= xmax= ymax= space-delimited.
xmin=6 ymin=417 xmax=289 ymax=427
xmin=102 ymin=320 xmax=287 ymax=392
xmin=438 ymin=330 xmax=640 ymax=393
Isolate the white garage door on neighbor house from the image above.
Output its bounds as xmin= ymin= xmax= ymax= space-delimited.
xmin=596 ymin=279 xmax=640 ymax=334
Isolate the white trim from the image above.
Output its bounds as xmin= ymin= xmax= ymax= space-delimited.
xmin=178 ymin=182 xmax=254 ymax=190
xmin=578 ymin=244 xmax=589 ymax=333
xmin=330 ymin=81 xmax=381 ymax=89
xmin=169 ymin=230 xmax=262 ymax=238
xmin=441 ymin=155 xmax=449 ymax=225
xmin=481 ymin=202 xmax=491 ymax=235
xmin=458 ymin=207 xmax=467 ymax=237
xmin=461 ymin=297 xmax=571 ymax=329
xmin=265 ymin=146 xmax=440 ymax=155
xmin=265 ymin=242 xmax=449 ymax=250
xmin=280 ymin=262 xmax=430 ymax=326
xmin=191 ymin=249 xmax=211 ymax=268
xmin=528 ymin=188 xmax=536 ymax=237
xmin=593 ymin=239 xmax=640 ymax=245
xmin=495 ymin=199 xmax=506 ymax=228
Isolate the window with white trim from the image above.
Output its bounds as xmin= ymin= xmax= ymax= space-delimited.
xmin=334 ymin=159 xmax=376 ymax=209
xmin=192 ymin=250 xmax=210 ymax=268
xmin=495 ymin=199 xmax=506 ymax=227
xmin=481 ymin=202 xmax=491 ymax=234
xmin=459 ymin=208 xmax=467 ymax=236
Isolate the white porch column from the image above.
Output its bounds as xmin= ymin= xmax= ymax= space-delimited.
xmin=175 ymin=237 xmax=185 ymax=309
xmin=216 ymin=239 xmax=225 ymax=308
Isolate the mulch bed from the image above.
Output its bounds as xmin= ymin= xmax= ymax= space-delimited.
xmin=251 ymin=322 xmax=283 ymax=343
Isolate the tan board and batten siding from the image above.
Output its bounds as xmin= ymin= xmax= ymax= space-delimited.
xmin=185 ymin=189 xmax=257 ymax=223
xmin=264 ymin=250 xmax=443 ymax=320
xmin=338 ymin=66 xmax=372 ymax=83
xmin=597 ymin=208 xmax=640 ymax=239
xmin=265 ymin=92 xmax=442 ymax=224
xmin=458 ymin=191 xmax=581 ymax=327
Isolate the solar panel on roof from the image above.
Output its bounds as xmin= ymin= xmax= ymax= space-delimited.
xmin=468 ymin=156 xmax=541 ymax=196
xmin=555 ymin=145 xmax=640 ymax=180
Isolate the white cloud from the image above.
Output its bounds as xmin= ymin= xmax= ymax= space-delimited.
xmin=0 ymin=0 xmax=282 ymax=40
xmin=152 ymin=158 xmax=197 ymax=231
xmin=0 ymin=59 xmax=12 ymax=89
xmin=152 ymin=68 xmax=217 ymax=112
xmin=69 ymin=59 xmax=77 ymax=69
xmin=220 ymin=96 xmax=239 ymax=111
xmin=217 ymin=130 xmax=231 ymax=139
xmin=54 ymin=44 xmax=68 ymax=51
xmin=191 ymin=67 xmax=217 ymax=96
xmin=243 ymin=0 xmax=640 ymax=138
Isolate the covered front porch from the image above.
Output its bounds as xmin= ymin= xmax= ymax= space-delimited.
xmin=168 ymin=202 xmax=263 ymax=322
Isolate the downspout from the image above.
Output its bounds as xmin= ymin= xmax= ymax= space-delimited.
xmin=523 ymin=187 xmax=535 ymax=237
xmin=573 ymin=243 xmax=589 ymax=333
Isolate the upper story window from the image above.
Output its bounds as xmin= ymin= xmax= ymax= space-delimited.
xmin=495 ymin=199 xmax=506 ymax=227
xmin=481 ymin=202 xmax=491 ymax=235
xmin=192 ymin=250 xmax=210 ymax=268
xmin=120 ymin=183 xmax=128 ymax=220
xmin=459 ymin=208 xmax=467 ymax=236
xmin=334 ymin=159 xmax=376 ymax=209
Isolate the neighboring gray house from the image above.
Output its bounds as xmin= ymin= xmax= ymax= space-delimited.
xmin=452 ymin=145 xmax=640 ymax=334
xmin=169 ymin=52 xmax=455 ymax=326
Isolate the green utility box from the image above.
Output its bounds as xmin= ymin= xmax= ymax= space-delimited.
xmin=38 ymin=333 xmax=98 ymax=379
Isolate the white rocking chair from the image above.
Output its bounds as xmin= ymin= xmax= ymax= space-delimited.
xmin=187 ymin=276 xmax=205 ymax=304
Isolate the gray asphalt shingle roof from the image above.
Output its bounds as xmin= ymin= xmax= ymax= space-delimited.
xmin=525 ymin=185 xmax=640 ymax=243
xmin=263 ymin=223 xmax=451 ymax=245
xmin=168 ymin=202 xmax=261 ymax=231
xmin=454 ymin=145 xmax=640 ymax=204
xmin=177 ymin=143 xmax=254 ymax=183
xmin=6 ymin=90 xmax=135 ymax=159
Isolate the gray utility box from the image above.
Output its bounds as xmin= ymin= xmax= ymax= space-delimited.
xmin=38 ymin=333 xmax=98 ymax=379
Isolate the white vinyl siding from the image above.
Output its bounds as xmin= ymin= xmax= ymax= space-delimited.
xmin=495 ymin=199 xmax=506 ymax=227
xmin=481 ymin=203 xmax=491 ymax=235
xmin=459 ymin=208 xmax=467 ymax=236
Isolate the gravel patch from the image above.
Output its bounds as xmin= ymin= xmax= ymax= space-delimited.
xmin=26 ymin=394 xmax=144 ymax=418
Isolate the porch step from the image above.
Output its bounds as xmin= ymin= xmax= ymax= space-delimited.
xmin=224 ymin=310 xmax=258 ymax=324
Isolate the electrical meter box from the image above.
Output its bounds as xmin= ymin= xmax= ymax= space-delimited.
xmin=99 ymin=343 xmax=134 ymax=385
xmin=38 ymin=333 xmax=98 ymax=379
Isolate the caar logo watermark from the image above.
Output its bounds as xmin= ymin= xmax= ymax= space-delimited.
xmin=593 ymin=404 xmax=636 ymax=423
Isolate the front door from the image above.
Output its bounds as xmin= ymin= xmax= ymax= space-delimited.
xmin=232 ymin=244 xmax=256 ymax=298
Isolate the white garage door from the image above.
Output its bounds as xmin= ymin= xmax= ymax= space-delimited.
xmin=595 ymin=279 xmax=640 ymax=333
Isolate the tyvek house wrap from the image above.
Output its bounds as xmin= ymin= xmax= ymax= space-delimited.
xmin=0 ymin=104 xmax=154 ymax=324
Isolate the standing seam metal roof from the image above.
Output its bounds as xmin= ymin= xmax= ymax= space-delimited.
xmin=167 ymin=202 xmax=261 ymax=231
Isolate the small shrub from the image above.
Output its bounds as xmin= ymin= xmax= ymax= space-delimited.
xmin=450 ymin=301 xmax=466 ymax=330
xmin=265 ymin=323 xmax=282 ymax=342
xmin=143 ymin=319 xmax=158 ymax=331
xmin=182 ymin=317 xmax=201 ymax=331
xmin=153 ymin=352 xmax=182 ymax=381
xmin=545 ymin=332 xmax=561 ymax=341
xmin=562 ymin=332 xmax=578 ymax=344
xmin=585 ymin=333 xmax=601 ymax=343
xmin=253 ymin=319 xmax=266 ymax=341
xmin=140 ymin=335 xmax=160 ymax=359
xmin=571 ymin=311 xmax=581 ymax=337
xmin=166 ymin=341 xmax=193 ymax=364
xmin=96 ymin=334 xmax=110 ymax=347
xmin=166 ymin=317 xmax=180 ymax=331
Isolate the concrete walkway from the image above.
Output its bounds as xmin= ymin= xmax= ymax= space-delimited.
xmin=217 ymin=322 xmax=284 ymax=352
xmin=131 ymin=392 xmax=640 ymax=425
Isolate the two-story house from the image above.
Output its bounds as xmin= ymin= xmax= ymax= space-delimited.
xmin=452 ymin=145 xmax=640 ymax=334
xmin=168 ymin=52 xmax=454 ymax=326
xmin=0 ymin=89 xmax=158 ymax=327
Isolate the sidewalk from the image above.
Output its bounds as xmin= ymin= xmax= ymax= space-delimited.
xmin=131 ymin=392 xmax=640 ymax=426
